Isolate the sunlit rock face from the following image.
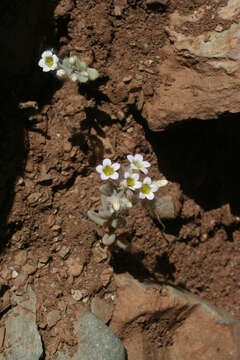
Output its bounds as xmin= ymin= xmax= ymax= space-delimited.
xmin=143 ymin=1 xmax=240 ymax=131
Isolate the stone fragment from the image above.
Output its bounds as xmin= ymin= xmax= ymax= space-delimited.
xmin=122 ymin=75 xmax=132 ymax=83
xmin=14 ymin=251 xmax=27 ymax=266
xmin=142 ymin=6 xmax=240 ymax=131
xmin=0 ymin=267 xmax=11 ymax=280
xmin=27 ymin=192 xmax=41 ymax=204
xmin=63 ymin=140 xmax=72 ymax=153
xmin=11 ymin=270 xmax=18 ymax=279
xmin=111 ymin=273 xmax=240 ymax=360
xmin=100 ymin=267 xmax=114 ymax=287
xmin=4 ymin=287 xmax=43 ymax=360
xmin=58 ymin=246 xmax=70 ymax=259
xmin=22 ymin=263 xmax=37 ymax=275
xmin=71 ymin=289 xmax=88 ymax=301
xmin=66 ymin=257 xmax=83 ymax=277
xmin=91 ymin=296 xmax=114 ymax=324
xmin=38 ymin=255 xmax=50 ymax=264
xmin=18 ymin=101 xmax=38 ymax=110
xmin=117 ymin=110 xmax=125 ymax=121
xmin=73 ymin=312 xmax=125 ymax=360
xmin=13 ymin=273 xmax=28 ymax=288
xmin=92 ymin=243 xmax=108 ymax=263
xmin=47 ymin=310 xmax=61 ymax=328
xmin=142 ymin=194 xmax=180 ymax=219
xmin=114 ymin=6 xmax=122 ymax=16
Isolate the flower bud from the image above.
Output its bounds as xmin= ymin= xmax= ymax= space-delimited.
xmin=56 ymin=69 xmax=67 ymax=80
xmin=69 ymin=56 xmax=77 ymax=65
xmin=71 ymin=73 xmax=79 ymax=82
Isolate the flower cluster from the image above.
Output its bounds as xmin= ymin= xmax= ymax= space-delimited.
xmin=89 ymin=154 xmax=168 ymax=251
xmin=96 ymin=154 xmax=167 ymax=201
xmin=38 ymin=50 xmax=99 ymax=83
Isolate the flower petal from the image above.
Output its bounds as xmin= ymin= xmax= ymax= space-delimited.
xmin=53 ymin=54 xmax=59 ymax=63
xmin=132 ymin=173 xmax=139 ymax=180
xmin=134 ymin=181 xmax=142 ymax=189
xmin=141 ymin=167 xmax=148 ymax=174
xmin=38 ymin=59 xmax=44 ymax=68
xmin=124 ymin=171 xmax=130 ymax=178
xmin=129 ymin=163 xmax=138 ymax=171
xmin=96 ymin=165 xmax=103 ymax=174
xmin=110 ymin=172 xmax=119 ymax=180
xmin=146 ymin=192 xmax=154 ymax=200
xmin=112 ymin=163 xmax=120 ymax=171
xmin=42 ymin=50 xmax=52 ymax=57
xmin=151 ymin=184 xmax=159 ymax=192
xmin=122 ymin=180 xmax=127 ymax=188
xmin=142 ymin=161 xmax=151 ymax=168
xmin=42 ymin=67 xmax=51 ymax=72
xmin=139 ymin=192 xmax=145 ymax=199
xmin=101 ymin=173 xmax=108 ymax=180
xmin=103 ymin=158 xmax=111 ymax=166
xmin=127 ymin=155 xmax=134 ymax=163
xmin=143 ymin=177 xmax=151 ymax=184
xmin=135 ymin=154 xmax=143 ymax=162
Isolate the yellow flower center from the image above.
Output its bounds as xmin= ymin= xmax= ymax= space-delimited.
xmin=133 ymin=160 xmax=142 ymax=169
xmin=141 ymin=183 xmax=151 ymax=195
xmin=103 ymin=165 xmax=114 ymax=176
xmin=126 ymin=177 xmax=135 ymax=188
xmin=45 ymin=56 xmax=54 ymax=68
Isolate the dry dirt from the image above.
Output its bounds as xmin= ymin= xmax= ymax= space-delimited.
xmin=1 ymin=0 xmax=240 ymax=358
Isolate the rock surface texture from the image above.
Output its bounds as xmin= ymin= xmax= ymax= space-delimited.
xmin=2 ymin=287 xmax=43 ymax=360
xmin=57 ymin=312 xmax=125 ymax=360
xmin=143 ymin=1 xmax=240 ymax=130
xmin=111 ymin=273 xmax=240 ymax=360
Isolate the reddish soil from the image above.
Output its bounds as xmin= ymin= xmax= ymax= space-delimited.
xmin=1 ymin=0 xmax=240 ymax=358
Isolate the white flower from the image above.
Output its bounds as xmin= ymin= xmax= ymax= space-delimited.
xmin=38 ymin=50 xmax=59 ymax=72
xmin=121 ymin=172 xmax=142 ymax=191
xmin=127 ymin=154 xmax=151 ymax=174
xmin=139 ymin=177 xmax=158 ymax=200
xmin=96 ymin=158 xmax=120 ymax=180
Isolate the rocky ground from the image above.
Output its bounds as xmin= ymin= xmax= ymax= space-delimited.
xmin=1 ymin=0 xmax=240 ymax=359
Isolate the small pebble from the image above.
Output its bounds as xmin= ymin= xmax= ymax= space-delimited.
xmin=58 ymin=246 xmax=70 ymax=259
xmin=12 ymin=270 xmax=19 ymax=279
xmin=47 ymin=310 xmax=61 ymax=328
xmin=71 ymin=289 xmax=88 ymax=301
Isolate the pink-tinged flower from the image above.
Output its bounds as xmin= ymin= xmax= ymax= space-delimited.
xmin=38 ymin=50 xmax=59 ymax=72
xmin=121 ymin=172 xmax=142 ymax=191
xmin=96 ymin=158 xmax=120 ymax=180
xmin=139 ymin=177 xmax=158 ymax=200
xmin=127 ymin=154 xmax=151 ymax=174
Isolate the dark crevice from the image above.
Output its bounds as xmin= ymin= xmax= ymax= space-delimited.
xmin=56 ymin=14 xmax=71 ymax=41
xmin=0 ymin=0 xmax=61 ymax=251
xmin=130 ymin=106 xmax=240 ymax=214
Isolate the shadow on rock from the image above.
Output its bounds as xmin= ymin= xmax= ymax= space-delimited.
xmin=0 ymin=0 xmax=61 ymax=251
xmin=139 ymin=112 xmax=240 ymax=214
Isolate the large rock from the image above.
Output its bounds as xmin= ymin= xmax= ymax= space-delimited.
xmin=143 ymin=1 xmax=240 ymax=131
xmin=3 ymin=287 xmax=43 ymax=360
xmin=111 ymin=273 xmax=240 ymax=360
xmin=57 ymin=312 xmax=125 ymax=360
